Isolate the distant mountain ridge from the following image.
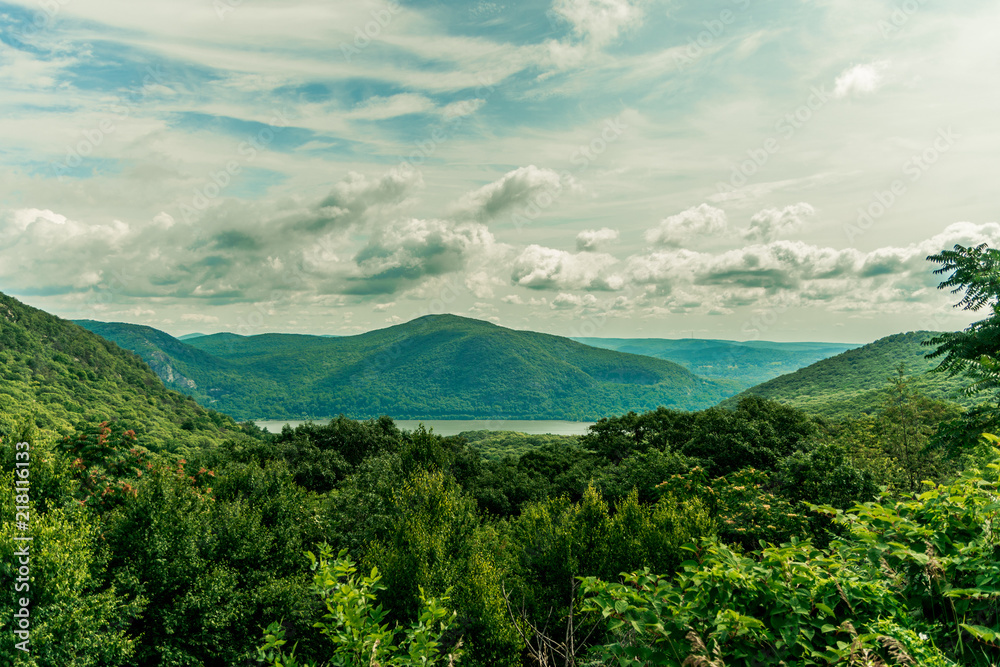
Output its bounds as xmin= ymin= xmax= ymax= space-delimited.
xmin=574 ymin=337 xmax=859 ymax=391
xmin=724 ymin=331 xmax=982 ymax=417
xmin=76 ymin=314 xmax=739 ymax=421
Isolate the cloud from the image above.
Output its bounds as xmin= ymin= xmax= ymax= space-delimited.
xmin=501 ymin=294 xmax=548 ymax=306
xmin=742 ymin=203 xmax=816 ymax=242
xmin=551 ymin=292 xmax=599 ymax=310
xmin=449 ymin=166 xmax=569 ymax=221
xmin=349 ymin=218 xmax=495 ymax=295
xmin=833 ymin=61 xmax=890 ymax=98
xmin=552 ymin=0 xmax=646 ymax=47
xmin=181 ymin=313 xmax=220 ymax=323
xmin=621 ymin=222 xmax=1000 ymax=315
xmin=346 ymin=94 xmax=437 ymax=120
xmin=511 ymin=245 xmax=622 ymax=291
xmin=296 ymin=167 xmax=422 ymax=233
xmin=644 ymin=204 xmax=728 ymax=247
xmin=576 ymin=227 xmax=619 ymax=251
xmin=442 ymin=98 xmax=486 ymax=119
xmin=8 ymin=208 xmax=69 ymax=230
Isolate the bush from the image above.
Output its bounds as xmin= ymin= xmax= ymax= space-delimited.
xmin=257 ymin=546 xmax=463 ymax=667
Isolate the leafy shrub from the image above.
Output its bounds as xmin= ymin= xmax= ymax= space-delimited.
xmin=257 ymin=546 xmax=462 ymax=667
xmin=580 ymin=440 xmax=1000 ymax=666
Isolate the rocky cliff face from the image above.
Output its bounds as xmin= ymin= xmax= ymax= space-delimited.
xmin=147 ymin=351 xmax=198 ymax=390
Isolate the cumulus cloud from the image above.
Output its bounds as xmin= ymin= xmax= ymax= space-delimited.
xmin=620 ymin=222 xmax=1000 ymax=315
xmin=298 ymin=167 xmax=422 ymax=233
xmin=501 ymin=294 xmax=548 ymax=306
xmin=449 ymin=166 xmax=570 ymax=221
xmin=742 ymin=203 xmax=816 ymax=242
xmin=511 ymin=245 xmax=622 ymax=291
xmin=644 ymin=204 xmax=728 ymax=247
xmin=348 ymin=218 xmax=495 ymax=295
xmin=553 ymin=0 xmax=645 ymax=47
xmin=551 ymin=292 xmax=599 ymax=310
xmin=181 ymin=313 xmax=220 ymax=323
xmin=576 ymin=227 xmax=619 ymax=251
xmin=833 ymin=61 xmax=890 ymax=98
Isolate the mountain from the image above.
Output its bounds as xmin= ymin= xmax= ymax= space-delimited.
xmin=0 ymin=292 xmax=235 ymax=450
xmin=573 ymin=337 xmax=859 ymax=391
xmin=75 ymin=314 xmax=739 ymax=420
xmin=722 ymin=331 xmax=983 ymax=417
xmin=178 ymin=332 xmax=207 ymax=340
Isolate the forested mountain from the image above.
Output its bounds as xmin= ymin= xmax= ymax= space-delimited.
xmin=4 ymin=279 xmax=1000 ymax=667
xmin=725 ymin=331 xmax=984 ymax=417
xmin=0 ymin=292 xmax=235 ymax=449
xmin=75 ymin=315 xmax=739 ymax=420
xmin=574 ymin=337 xmax=858 ymax=390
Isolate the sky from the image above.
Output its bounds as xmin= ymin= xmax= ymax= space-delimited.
xmin=0 ymin=0 xmax=998 ymax=343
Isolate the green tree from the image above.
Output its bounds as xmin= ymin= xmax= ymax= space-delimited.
xmin=925 ymin=243 xmax=1000 ymax=402
xmin=258 ymin=546 xmax=462 ymax=667
xmin=877 ymin=365 xmax=960 ymax=492
xmin=0 ymin=464 xmax=137 ymax=665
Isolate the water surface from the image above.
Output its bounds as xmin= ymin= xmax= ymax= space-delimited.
xmin=256 ymin=419 xmax=595 ymax=436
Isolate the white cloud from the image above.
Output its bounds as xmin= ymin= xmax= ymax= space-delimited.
xmin=644 ymin=204 xmax=728 ymax=247
xmin=350 ymin=218 xmax=496 ymax=294
xmin=551 ymin=292 xmax=599 ymax=310
xmin=441 ymin=98 xmax=486 ymax=119
xmin=346 ymin=94 xmax=436 ymax=120
xmin=576 ymin=227 xmax=619 ymax=251
xmin=449 ymin=166 xmax=571 ymax=221
xmin=181 ymin=313 xmax=220 ymax=323
xmin=299 ymin=167 xmax=423 ymax=233
xmin=511 ymin=244 xmax=622 ymax=290
xmin=621 ymin=223 xmax=1000 ymax=314
xmin=8 ymin=208 xmax=68 ymax=231
xmin=833 ymin=61 xmax=890 ymax=98
xmin=153 ymin=212 xmax=176 ymax=229
xmin=743 ymin=203 xmax=816 ymax=242
xmin=553 ymin=0 xmax=645 ymax=47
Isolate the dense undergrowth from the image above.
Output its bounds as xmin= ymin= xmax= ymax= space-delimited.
xmin=2 ymin=381 xmax=997 ymax=666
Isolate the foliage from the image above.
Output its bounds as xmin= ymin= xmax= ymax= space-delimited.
xmin=581 ymin=539 xmax=954 ymax=666
xmin=0 ymin=292 xmax=236 ymax=452
xmin=575 ymin=336 xmax=857 ymax=392
xmin=257 ymin=545 xmax=462 ymax=667
xmin=459 ymin=430 xmax=580 ymax=461
xmin=924 ymin=243 xmax=1000 ymax=386
xmin=56 ymin=420 xmax=152 ymax=512
xmin=99 ymin=452 xmax=324 ymax=666
xmin=0 ymin=458 xmax=138 ymax=665
xmin=728 ymin=332 xmax=982 ymax=418
xmin=506 ymin=484 xmax=715 ymax=655
xmin=581 ymin=441 xmax=1000 ymax=666
xmin=76 ymin=313 xmax=736 ymax=420
xmin=366 ymin=470 xmax=520 ymax=667
xmin=821 ymin=437 xmax=1000 ymax=663
xmin=7 ymin=282 xmax=1000 ymax=666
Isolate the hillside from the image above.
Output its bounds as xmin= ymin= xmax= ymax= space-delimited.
xmin=76 ymin=315 xmax=739 ymax=420
xmin=0 ymin=292 xmax=235 ymax=449
xmin=573 ymin=337 xmax=858 ymax=391
xmin=723 ymin=331 xmax=983 ymax=417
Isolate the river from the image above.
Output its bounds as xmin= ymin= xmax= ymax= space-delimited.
xmin=255 ymin=419 xmax=596 ymax=436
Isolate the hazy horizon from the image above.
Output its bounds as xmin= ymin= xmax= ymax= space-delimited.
xmin=2 ymin=0 xmax=998 ymax=342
